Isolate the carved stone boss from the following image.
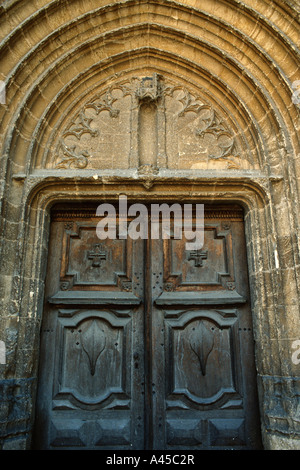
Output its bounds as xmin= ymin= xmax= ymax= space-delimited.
xmin=132 ymin=73 xmax=167 ymax=172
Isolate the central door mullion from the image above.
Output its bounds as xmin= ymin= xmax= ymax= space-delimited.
xmin=147 ymin=224 xmax=166 ymax=450
xmin=144 ymin=235 xmax=154 ymax=450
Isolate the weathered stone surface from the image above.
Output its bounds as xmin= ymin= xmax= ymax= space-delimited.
xmin=0 ymin=378 xmax=36 ymax=449
xmin=47 ymin=76 xmax=248 ymax=171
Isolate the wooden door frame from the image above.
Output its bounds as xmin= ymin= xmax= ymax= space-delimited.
xmin=19 ymin=174 xmax=276 ymax=448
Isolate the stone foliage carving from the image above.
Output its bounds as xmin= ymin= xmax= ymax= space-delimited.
xmin=50 ymin=75 xmax=244 ymax=171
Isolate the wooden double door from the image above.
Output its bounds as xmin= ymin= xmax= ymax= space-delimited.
xmin=33 ymin=203 xmax=262 ymax=450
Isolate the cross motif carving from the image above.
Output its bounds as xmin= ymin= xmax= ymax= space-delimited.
xmin=188 ymin=249 xmax=208 ymax=267
xmin=87 ymin=243 xmax=107 ymax=267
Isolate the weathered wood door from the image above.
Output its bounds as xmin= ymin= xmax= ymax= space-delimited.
xmin=33 ymin=204 xmax=262 ymax=450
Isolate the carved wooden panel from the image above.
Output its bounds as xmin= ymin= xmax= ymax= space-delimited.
xmin=53 ymin=310 xmax=131 ymax=410
xmin=49 ymin=416 xmax=132 ymax=448
xmin=165 ymin=310 xmax=241 ymax=410
xmin=166 ymin=418 xmax=203 ymax=446
xmin=59 ymin=221 xmax=132 ymax=291
xmin=157 ymin=208 xmax=245 ymax=305
xmin=208 ymin=419 xmax=246 ymax=447
xmin=163 ymin=224 xmax=235 ymax=290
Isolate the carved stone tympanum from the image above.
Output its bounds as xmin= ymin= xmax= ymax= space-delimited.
xmin=49 ymin=75 xmax=244 ymax=171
